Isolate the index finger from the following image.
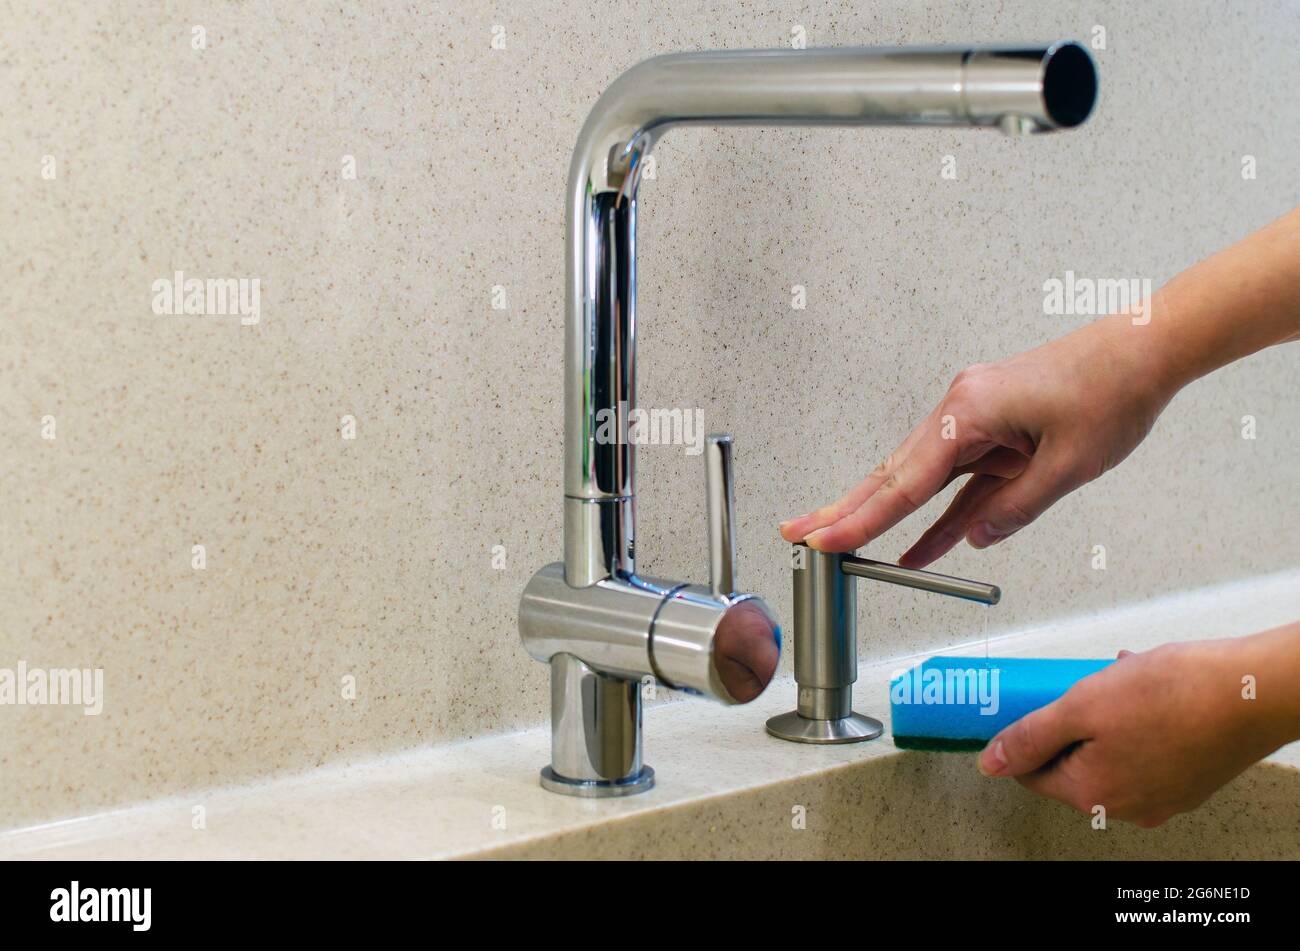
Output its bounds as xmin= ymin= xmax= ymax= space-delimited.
xmin=779 ymin=408 xmax=939 ymax=543
xmin=804 ymin=422 xmax=961 ymax=552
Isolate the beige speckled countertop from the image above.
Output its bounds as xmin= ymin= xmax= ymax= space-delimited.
xmin=4 ymin=569 xmax=1299 ymax=860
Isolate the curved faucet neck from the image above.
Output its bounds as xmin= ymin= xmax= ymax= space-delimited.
xmin=561 ymin=44 xmax=1097 ymax=585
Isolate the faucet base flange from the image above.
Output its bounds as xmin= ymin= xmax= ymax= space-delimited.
xmin=765 ymin=710 xmax=883 ymax=744
xmin=539 ymin=765 xmax=655 ymax=798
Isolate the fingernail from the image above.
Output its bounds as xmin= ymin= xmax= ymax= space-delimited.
xmin=804 ymin=528 xmax=828 ymax=550
xmin=978 ymin=739 xmax=1007 ymax=776
xmin=970 ymin=523 xmax=1010 ymax=548
xmin=779 ymin=518 xmax=810 ymax=542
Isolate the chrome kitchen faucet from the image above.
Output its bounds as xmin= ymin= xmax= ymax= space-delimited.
xmin=519 ymin=42 xmax=1099 ymax=795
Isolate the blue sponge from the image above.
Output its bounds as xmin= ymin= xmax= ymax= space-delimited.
xmin=889 ymin=656 xmax=1113 ymax=751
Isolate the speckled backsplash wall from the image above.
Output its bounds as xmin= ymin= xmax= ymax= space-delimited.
xmin=2 ymin=1 xmax=1297 ymax=829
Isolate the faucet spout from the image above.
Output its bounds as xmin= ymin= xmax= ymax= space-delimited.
xmin=563 ymin=42 xmax=1098 ymax=585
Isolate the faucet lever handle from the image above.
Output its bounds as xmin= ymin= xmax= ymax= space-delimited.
xmin=839 ymin=554 xmax=1000 ymax=605
xmin=705 ymin=433 xmax=736 ymax=598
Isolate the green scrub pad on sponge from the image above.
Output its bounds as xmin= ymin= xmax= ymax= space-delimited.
xmin=889 ymin=656 xmax=1113 ymax=752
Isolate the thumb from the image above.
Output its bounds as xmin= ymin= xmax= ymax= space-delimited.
xmin=965 ymin=448 xmax=1081 ymax=548
xmin=978 ymin=698 xmax=1082 ymax=778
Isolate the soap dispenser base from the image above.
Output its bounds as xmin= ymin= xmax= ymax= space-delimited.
xmin=765 ymin=710 xmax=883 ymax=744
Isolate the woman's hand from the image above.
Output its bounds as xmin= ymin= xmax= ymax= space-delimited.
xmin=780 ymin=208 xmax=1300 ymax=567
xmin=779 ymin=320 xmax=1174 ymax=566
xmin=978 ymin=627 xmax=1300 ymax=827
